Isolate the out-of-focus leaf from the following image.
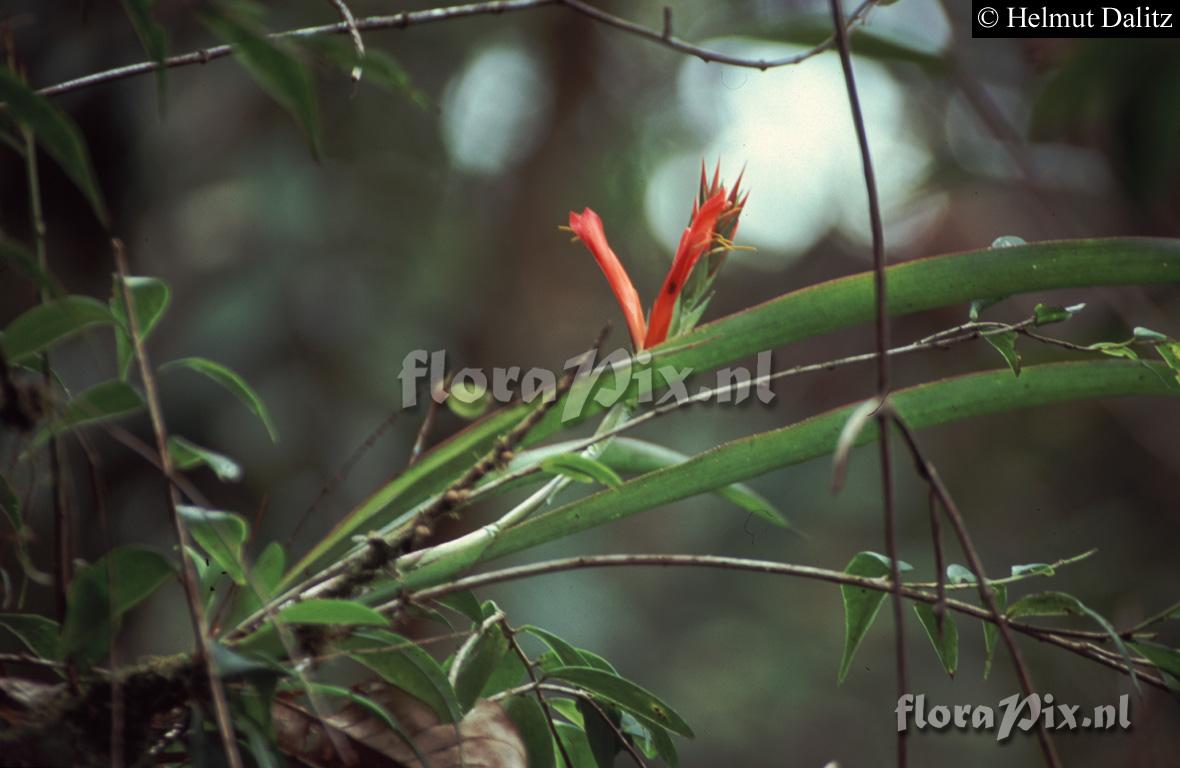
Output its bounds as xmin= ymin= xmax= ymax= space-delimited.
xmin=277 ymin=598 xmax=387 ymax=627
xmin=2 ymin=297 xmax=114 ymax=363
xmin=1033 ymin=302 xmax=1082 ymax=327
xmin=579 ymin=697 xmax=622 ymax=768
xmin=983 ymin=584 xmax=1008 ymax=679
xmin=553 ymin=722 xmax=601 ymax=768
xmin=0 ymin=474 xmax=23 ymax=541
xmin=169 ymin=436 xmax=242 ymax=482
xmin=1155 ymin=342 xmax=1180 ymax=383
xmin=480 ymin=647 xmax=527 ymax=698
xmin=120 ymin=0 xmax=169 ymax=102
xmin=29 ymin=380 xmax=145 ymax=449
xmin=435 ymin=591 xmax=483 ymax=624
xmin=110 ymin=275 xmax=170 ymax=380
xmin=201 ymin=4 xmax=321 ymax=157
xmin=0 ymin=613 xmax=60 ymax=660
xmin=985 ymin=331 xmax=1022 ymax=377
xmin=345 ymin=629 xmax=462 ymax=723
xmin=540 ymin=453 xmax=623 ymax=489
xmin=61 ymin=547 xmax=176 ymax=666
xmin=0 ymin=235 xmax=58 ymax=297
xmin=179 ymin=505 xmax=249 ymax=586
xmin=544 ymin=666 xmax=693 ymax=738
xmin=1088 ymin=341 xmax=1138 ymax=361
xmin=838 ymin=552 xmax=913 ymax=684
xmin=160 ymin=356 xmax=278 ymax=441
xmin=503 ymin=695 xmax=555 ymax=768
xmin=913 ymin=604 xmax=958 ymax=677
xmin=446 ymin=377 xmax=491 ymax=420
xmin=946 ymin=564 xmax=975 ymax=584
xmin=300 ymin=36 xmax=428 ymax=108
xmin=1129 ymin=642 xmax=1180 ymax=685
xmin=0 ymin=68 xmax=108 ymax=224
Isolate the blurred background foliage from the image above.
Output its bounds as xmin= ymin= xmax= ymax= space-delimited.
xmin=1 ymin=0 xmax=1179 ymax=765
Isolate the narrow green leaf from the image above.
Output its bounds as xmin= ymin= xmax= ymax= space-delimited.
xmin=0 ymin=235 xmax=58 ymax=297
xmin=984 ymin=331 xmax=1022 ymax=377
xmin=1007 ymin=591 xmax=1138 ymax=689
xmin=277 ymin=598 xmax=388 ymax=627
xmin=983 ymin=584 xmax=1007 ymax=679
xmin=1133 ymin=326 xmax=1168 ymax=343
xmin=169 ymin=436 xmax=242 ymax=482
xmin=521 ymin=625 xmax=589 ymax=668
xmin=345 ymin=629 xmax=462 ymax=722
xmin=29 ymin=380 xmax=145 ymax=449
xmin=0 ymin=68 xmax=108 ymax=224
xmin=291 ymin=238 xmax=1180 ymax=583
xmin=179 ymin=505 xmax=249 ymax=585
xmin=540 ymin=453 xmax=623 ymax=489
xmin=503 ymin=695 xmax=556 ymax=768
xmin=544 ymin=666 xmax=693 ymax=738
xmin=480 ymin=647 xmax=527 ymax=698
xmin=2 ymin=296 xmax=114 ymax=363
xmin=1129 ymin=642 xmax=1180 ymax=681
xmin=0 ymin=613 xmax=61 ymax=660
xmin=61 ymin=547 xmax=176 ymax=666
xmin=161 ymin=356 xmax=278 ymax=441
xmin=435 ymin=591 xmax=483 ymax=624
xmin=120 ymin=0 xmax=169 ymax=102
xmin=201 ymin=5 xmax=320 ymax=157
xmin=1088 ymin=341 xmax=1139 ymax=360
xmin=454 ymin=623 xmax=509 ymax=711
xmin=554 ymin=722 xmax=598 ymax=768
xmin=913 ymin=604 xmax=958 ymax=677
xmin=838 ymin=552 xmax=913 ymax=683
xmin=111 ymin=275 xmax=170 ymax=380
xmin=1155 ymin=342 xmax=1180 ymax=384
xmin=579 ymin=697 xmax=622 ymax=768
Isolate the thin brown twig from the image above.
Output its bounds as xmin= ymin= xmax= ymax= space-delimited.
xmin=501 ymin=620 xmax=575 ymax=768
xmin=111 ymin=239 xmax=244 ymax=768
xmin=889 ymin=413 xmax=1061 ymax=768
xmin=36 ymin=0 xmax=877 ymax=99
xmin=389 ymin=554 xmax=1170 ymax=692
xmin=827 ymin=1 xmax=905 ymax=765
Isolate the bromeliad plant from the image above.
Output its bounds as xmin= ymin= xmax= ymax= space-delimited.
xmin=568 ymin=164 xmax=747 ymax=351
xmin=3 ymin=3 xmax=1180 ymax=768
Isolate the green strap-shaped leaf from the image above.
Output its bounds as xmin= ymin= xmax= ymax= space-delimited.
xmin=61 ymin=547 xmax=176 ymax=667
xmin=838 ymin=552 xmax=913 ymax=683
xmin=111 ymin=275 xmax=171 ymax=380
xmin=545 ymin=665 xmax=693 ymax=738
xmin=2 ymin=296 xmax=114 ymax=363
xmin=276 ymin=598 xmax=388 ymax=627
xmin=161 ymin=356 xmax=278 ymax=441
xmin=345 ymin=629 xmax=462 ymax=723
xmin=403 ymin=362 xmax=1177 ymax=589
xmin=540 ymin=453 xmax=623 ymax=488
xmin=453 ymin=624 xmax=509 ymax=711
xmin=913 ymin=604 xmax=958 ymax=678
xmin=201 ymin=4 xmax=321 ymax=157
xmin=286 ymin=239 xmax=1180 ymax=583
xmin=179 ymin=505 xmax=250 ymax=585
xmin=521 ymin=625 xmax=590 ymax=668
xmin=0 ymin=68 xmax=108 ymax=224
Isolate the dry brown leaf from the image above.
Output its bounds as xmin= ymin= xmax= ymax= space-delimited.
xmin=274 ymin=680 xmax=527 ymax=768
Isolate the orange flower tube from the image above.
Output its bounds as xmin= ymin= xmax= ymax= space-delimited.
xmin=568 ymin=207 xmax=649 ymax=350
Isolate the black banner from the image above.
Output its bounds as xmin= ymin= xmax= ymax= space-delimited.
xmin=971 ymin=2 xmax=1180 ymax=37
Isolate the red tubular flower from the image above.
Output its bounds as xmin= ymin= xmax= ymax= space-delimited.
xmin=568 ymin=207 xmax=648 ymax=351
xmin=644 ymin=189 xmax=728 ymax=349
xmin=568 ymin=169 xmax=744 ymax=352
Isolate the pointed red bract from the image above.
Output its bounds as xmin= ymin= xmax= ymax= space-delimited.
xmin=643 ymin=189 xmax=728 ymax=348
xmin=569 ymin=207 xmax=648 ymax=351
